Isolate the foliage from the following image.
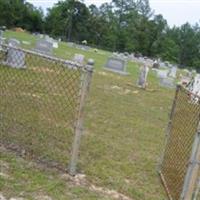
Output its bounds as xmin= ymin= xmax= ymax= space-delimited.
xmin=0 ymin=0 xmax=199 ymax=68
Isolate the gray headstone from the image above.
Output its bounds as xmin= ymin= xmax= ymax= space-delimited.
xmin=6 ymin=48 xmax=26 ymax=69
xmin=104 ymin=57 xmax=128 ymax=75
xmin=8 ymin=38 xmax=21 ymax=47
xmin=35 ymin=40 xmax=53 ymax=55
xmin=159 ymin=77 xmax=175 ymax=88
xmin=138 ymin=65 xmax=149 ymax=88
xmin=0 ymin=37 xmax=6 ymax=49
xmin=73 ymin=54 xmax=85 ymax=64
xmin=168 ymin=66 xmax=177 ymax=78
xmin=0 ymin=30 xmax=3 ymax=38
xmin=156 ymin=70 xmax=169 ymax=79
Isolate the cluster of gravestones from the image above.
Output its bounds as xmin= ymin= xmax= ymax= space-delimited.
xmin=34 ymin=35 xmax=59 ymax=55
xmin=104 ymin=53 xmax=180 ymax=89
xmin=73 ymin=53 xmax=95 ymax=66
xmin=67 ymin=42 xmax=91 ymax=51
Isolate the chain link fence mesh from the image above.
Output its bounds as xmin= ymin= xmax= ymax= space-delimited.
xmin=0 ymin=45 xmax=92 ymax=170
xmin=159 ymin=86 xmax=200 ymax=200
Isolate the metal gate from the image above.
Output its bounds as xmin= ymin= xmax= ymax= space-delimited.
xmin=159 ymin=85 xmax=200 ymax=200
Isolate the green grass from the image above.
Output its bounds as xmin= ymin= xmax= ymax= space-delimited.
xmin=0 ymin=150 xmax=112 ymax=200
xmin=0 ymin=30 xmax=176 ymax=199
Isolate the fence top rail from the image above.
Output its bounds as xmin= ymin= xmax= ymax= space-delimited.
xmin=1 ymin=44 xmax=93 ymax=72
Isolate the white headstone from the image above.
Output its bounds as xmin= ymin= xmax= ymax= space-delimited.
xmin=53 ymin=41 xmax=58 ymax=48
xmin=138 ymin=65 xmax=149 ymax=88
xmin=187 ymin=74 xmax=200 ymax=96
xmin=168 ymin=66 xmax=177 ymax=78
xmin=8 ymin=38 xmax=21 ymax=47
xmin=73 ymin=54 xmax=85 ymax=64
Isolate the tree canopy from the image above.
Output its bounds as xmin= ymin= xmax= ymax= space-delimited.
xmin=0 ymin=0 xmax=199 ymax=69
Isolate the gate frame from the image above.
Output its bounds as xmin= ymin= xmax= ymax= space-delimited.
xmin=158 ymin=85 xmax=200 ymax=200
xmin=180 ymin=123 xmax=200 ymax=200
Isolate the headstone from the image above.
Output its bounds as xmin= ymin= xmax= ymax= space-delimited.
xmin=156 ymin=70 xmax=169 ymax=79
xmin=5 ymin=47 xmax=26 ymax=69
xmin=22 ymin=41 xmax=31 ymax=45
xmin=34 ymin=39 xmax=53 ymax=55
xmin=138 ymin=65 xmax=149 ymax=88
xmin=0 ymin=37 xmax=6 ymax=50
xmin=104 ymin=57 xmax=128 ymax=75
xmin=87 ymin=58 xmax=95 ymax=66
xmin=39 ymin=34 xmax=44 ymax=39
xmin=159 ymin=77 xmax=175 ymax=88
xmin=187 ymin=74 xmax=200 ymax=96
xmin=153 ymin=60 xmax=159 ymax=68
xmin=168 ymin=66 xmax=177 ymax=78
xmin=73 ymin=54 xmax=85 ymax=64
xmin=8 ymin=38 xmax=21 ymax=47
xmin=53 ymin=41 xmax=58 ymax=48
xmin=0 ymin=30 xmax=3 ymax=38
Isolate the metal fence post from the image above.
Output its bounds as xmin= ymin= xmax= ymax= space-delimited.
xmin=181 ymin=121 xmax=200 ymax=200
xmin=158 ymin=84 xmax=181 ymax=171
xmin=68 ymin=66 xmax=93 ymax=176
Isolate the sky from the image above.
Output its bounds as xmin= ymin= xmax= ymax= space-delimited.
xmin=27 ymin=0 xmax=200 ymax=27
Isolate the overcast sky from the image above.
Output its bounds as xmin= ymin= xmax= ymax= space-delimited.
xmin=27 ymin=0 xmax=200 ymax=27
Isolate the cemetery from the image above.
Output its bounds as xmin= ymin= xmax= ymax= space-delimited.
xmin=0 ymin=1 xmax=200 ymax=199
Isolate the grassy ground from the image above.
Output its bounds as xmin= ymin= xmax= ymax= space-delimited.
xmin=1 ymin=30 xmax=176 ymax=199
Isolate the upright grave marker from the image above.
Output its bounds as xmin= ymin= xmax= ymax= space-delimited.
xmin=6 ymin=39 xmax=26 ymax=69
xmin=73 ymin=54 xmax=85 ymax=64
xmin=138 ymin=65 xmax=149 ymax=88
xmin=34 ymin=39 xmax=53 ymax=55
xmin=104 ymin=57 xmax=128 ymax=75
xmin=168 ymin=66 xmax=177 ymax=78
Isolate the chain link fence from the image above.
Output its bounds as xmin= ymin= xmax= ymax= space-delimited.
xmin=0 ymin=44 xmax=93 ymax=175
xmin=159 ymin=85 xmax=200 ymax=200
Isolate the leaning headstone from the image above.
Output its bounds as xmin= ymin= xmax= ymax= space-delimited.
xmin=73 ymin=54 xmax=85 ymax=64
xmin=138 ymin=65 xmax=149 ymax=88
xmin=104 ymin=57 xmax=128 ymax=75
xmin=8 ymin=38 xmax=21 ymax=47
xmin=34 ymin=39 xmax=53 ymax=55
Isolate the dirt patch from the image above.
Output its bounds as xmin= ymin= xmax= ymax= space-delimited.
xmin=61 ymin=174 xmax=133 ymax=200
